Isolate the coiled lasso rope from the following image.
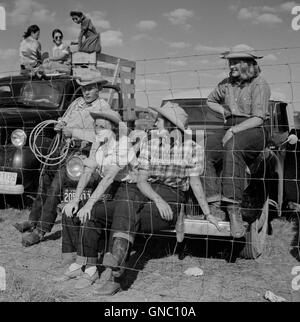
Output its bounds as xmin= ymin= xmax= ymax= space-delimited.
xmin=29 ymin=120 xmax=71 ymax=167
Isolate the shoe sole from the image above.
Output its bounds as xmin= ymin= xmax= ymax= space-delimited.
xmin=93 ymin=287 xmax=121 ymax=296
xmin=75 ymin=276 xmax=99 ymax=290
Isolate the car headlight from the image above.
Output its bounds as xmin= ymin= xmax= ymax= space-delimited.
xmin=11 ymin=129 xmax=27 ymax=147
xmin=66 ymin=155 xmax=85 ymax=181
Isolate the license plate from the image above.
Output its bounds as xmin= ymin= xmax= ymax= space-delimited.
xmin=63 ymin=188 xmax=92 ymax=203
xmin=0 ymin=171 xmax=17 ymax=185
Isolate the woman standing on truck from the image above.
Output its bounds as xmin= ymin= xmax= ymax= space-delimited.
xmin=70 ymin=11 xmax=101 ymax=54
xmin=19 ymin=25 xmax=42 ymax=74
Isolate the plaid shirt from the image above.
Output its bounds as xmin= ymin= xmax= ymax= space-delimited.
xmin=138 ymin=130 xmax=204 ymax=191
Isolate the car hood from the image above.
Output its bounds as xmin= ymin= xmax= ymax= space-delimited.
xmin=0 ymin=108 xmax=63 ymax=126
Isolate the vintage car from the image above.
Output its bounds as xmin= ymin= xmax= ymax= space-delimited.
xmin=0 ymin=74 xmax=122 ymax=208
xmin=160 ymin=89 xmax=298 ymax=259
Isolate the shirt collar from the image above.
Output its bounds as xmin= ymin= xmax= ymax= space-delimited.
xmin=84 ymin=97 xmax=100 ymax=108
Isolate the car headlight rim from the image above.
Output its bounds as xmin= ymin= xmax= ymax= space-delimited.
xmin=11 ymin=129 xmax=27 ymax=147
xmin=66 ymin=155 xmax=85 ymax=181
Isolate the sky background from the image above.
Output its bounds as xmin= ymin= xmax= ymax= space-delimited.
xmin=0 ymin=0 xmax=300 ymax=110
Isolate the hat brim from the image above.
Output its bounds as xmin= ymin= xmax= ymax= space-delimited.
xmin=90 ymin=111 xmax=121 ymax=125
xmin=150 ymin=106 xmax=186 ymax=132
xmin=221 ymin=53 xmax=263 ymax=60
xmin=76 ymin=77 xmax=108 ymax=87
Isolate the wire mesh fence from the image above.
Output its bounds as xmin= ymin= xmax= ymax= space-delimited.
xmin=0 ymin=46 xmax=300 ymax=301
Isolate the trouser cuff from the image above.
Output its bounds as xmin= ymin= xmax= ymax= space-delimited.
xmin=113 ymin=232 xmax=134 ymax=244
xmin=76 ymin=255 xmax=98 ymax=266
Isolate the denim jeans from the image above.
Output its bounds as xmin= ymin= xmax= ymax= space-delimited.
xmin=203 ymin=117 xmax=268 ymax=204
xmin=62 ymin=182 xmax=185 ymax=265
xmin=28 ymin=164 xmax=67 ymax=233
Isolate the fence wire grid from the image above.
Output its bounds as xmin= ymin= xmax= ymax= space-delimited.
xmin=0 ymin=46 xmax=300 ymax=302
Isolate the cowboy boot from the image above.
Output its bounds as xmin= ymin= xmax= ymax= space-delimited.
xmin=94 ymin=268 xmax=121 ymax=296
xmin=22 ymin=228 xmax=45 ymax=247
xmin=13 ymin=221 xmax=35 ymax=233
xmin=227 ymin=204 xmax=246 ymax=238
xmin=94 ymin=237 xmax=130 ymax=296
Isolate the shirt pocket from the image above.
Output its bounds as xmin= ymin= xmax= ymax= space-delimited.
xmin=240 ymin=92 xmax=252 ymax=114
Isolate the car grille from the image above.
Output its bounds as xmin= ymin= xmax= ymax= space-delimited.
xmin=0 ymin=126 xmax=14 ymax=146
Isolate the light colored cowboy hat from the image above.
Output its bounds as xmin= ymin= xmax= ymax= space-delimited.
xmin=221 ymin=44 xmax=263 ymax=60
xmin=76 ymin=68 xmax=108 ymax=86
xmin=150 ymin=102 xmax=188 ymax=132
xmin=90 ymin=109 xmax=122 ymax=125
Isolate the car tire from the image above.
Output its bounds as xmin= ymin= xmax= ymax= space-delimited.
xmin=239 ymin=198 xmax=269 ymax=259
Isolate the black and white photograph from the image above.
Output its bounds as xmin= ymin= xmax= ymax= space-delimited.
xmin=0 ymin=0 xmax=300 ymax=306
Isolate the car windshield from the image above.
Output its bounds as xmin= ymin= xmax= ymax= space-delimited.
xmin=161 ymin=98 xmax=224 ymax=126
xmin=18 ymin=81 xmax=64 ymax=108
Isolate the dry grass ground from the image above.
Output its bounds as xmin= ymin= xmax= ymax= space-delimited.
xmin=0 ymin=208 xmax=300 ymax=302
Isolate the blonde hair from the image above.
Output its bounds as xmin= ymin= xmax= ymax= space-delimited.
xmin=231 ymin=59 xmax=261 ymax=81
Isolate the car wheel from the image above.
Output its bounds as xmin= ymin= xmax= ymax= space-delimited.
xmin=239 ymin=198 xmax=269 ymax=259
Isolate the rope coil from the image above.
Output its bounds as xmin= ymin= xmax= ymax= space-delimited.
xmin=29 ymin=120 xmax=71 ymax=166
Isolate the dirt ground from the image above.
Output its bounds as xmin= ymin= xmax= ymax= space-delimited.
xmin=0 ymin=208 xmax=300 ymax=302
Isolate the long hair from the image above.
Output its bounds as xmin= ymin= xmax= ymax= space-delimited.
xmin=23 ymin=25 xmax=40 ymax=39
xmin=231 ymin=59 xmax=261 ymax=81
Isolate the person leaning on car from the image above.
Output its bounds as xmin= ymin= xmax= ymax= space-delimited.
xmin=204 ymin=45 xmax=271 ymax=238
xmin=13 ymin=70 xmax=111 ymax=247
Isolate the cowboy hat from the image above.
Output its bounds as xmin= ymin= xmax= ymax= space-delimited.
xmin=90 ymin=109 xmax=122 ymax=125
xmin=221 ymin=44 xmax=263 ymax=60
xmin=76 ymin=68 xmax=108 ymax=86
xmin=150 ymin=102 xmax=188 ymax=132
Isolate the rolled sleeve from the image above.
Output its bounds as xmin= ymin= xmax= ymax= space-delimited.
xmin=113 ymin=137 xmax=137 ymax=168
xmin=251 ymin=77 xmax=271 ymax=120
xmin=187 ymin=143 xmax=204 ymax=177
xmin=207 ymin=79 xmax=227 ymax=104
xmin=83 ymin=148 xmax=98 ymax=170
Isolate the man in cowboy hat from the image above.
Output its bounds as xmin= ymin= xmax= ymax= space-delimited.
xmin=204 ymin=45 xmax=271 ymax=238
xmin=15 ymin=70 xmax=112 ymax=247
xmin=93 ymin=102 xmax=220 ymax=296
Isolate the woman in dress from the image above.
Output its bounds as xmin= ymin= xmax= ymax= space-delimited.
xmin=70 ymin=11 xmax=101 ymax=54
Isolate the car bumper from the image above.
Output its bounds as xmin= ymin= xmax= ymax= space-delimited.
xmin=0 ymin=184 xmax=24 ymax=195
xmin=162 ymin=218 xmax=231 ymax=237
xmin=0 ymin=146 xmax=40 ymax=194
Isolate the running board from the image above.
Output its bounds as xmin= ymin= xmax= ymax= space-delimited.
xmin=163 ymin=218 xmax=231 ymax=237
